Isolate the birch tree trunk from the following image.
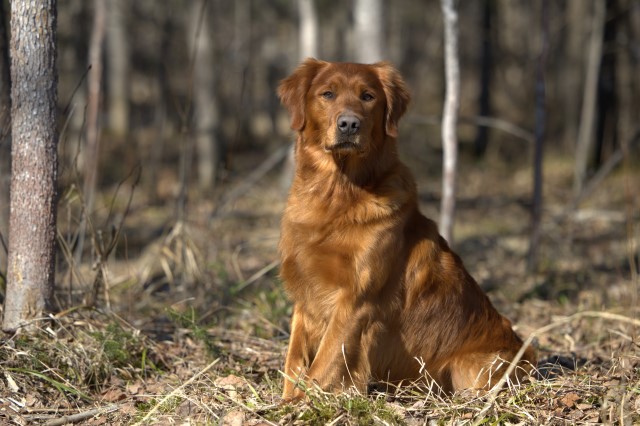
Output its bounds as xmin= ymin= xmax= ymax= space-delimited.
xmin=562 ymin=0 xmax=588 ymax=150
xmin=299 ymin=0 xmax=318 ymax=59
xmin=3 ymin=0 xmax=58 ymax=332
xmin=354 ymin=0 xmax=383 ymax=63
xmin=439 ymin=0 xmax=460 ymax=245
xmin=189 ymin=0 xmax=220 ymax=193
xmin=106 ymin=0 xmax=129 ymax=139
xmin=280 ymin=0 xmax=319 ymax=190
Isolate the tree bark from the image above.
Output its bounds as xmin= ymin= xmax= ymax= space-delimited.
xmin=0 ymin=0 xmax=11 ymax=276
xmin=439 ymin=0 xmax=460 ymax=246
xmin=3 ymin=0 xmax=58 ymax=332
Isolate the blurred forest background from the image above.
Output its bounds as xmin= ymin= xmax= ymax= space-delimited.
xmin=0 ymin=0 xmax=637 ymax=351
xmin=0 ymin=0 xmax=639 ymax=422
xmin=0 ymin=0 xmax=638 ymax=338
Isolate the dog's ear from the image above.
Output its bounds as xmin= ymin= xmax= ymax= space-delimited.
xmin=278 ymin=58 xmax=326 ymax=131
xmin=373 ymin=62 xmax=411 ymax=138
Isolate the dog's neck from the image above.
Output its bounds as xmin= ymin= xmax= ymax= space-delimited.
xmin=295 ymin=134 xmax=400 ymax=189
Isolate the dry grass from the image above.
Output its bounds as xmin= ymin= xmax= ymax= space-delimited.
xmin=0 ymin=307 xmax=637 ymax=425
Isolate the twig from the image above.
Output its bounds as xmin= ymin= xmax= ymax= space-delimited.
xmin=571 ymin=129 xmax=640 ymax=210
xmin=211 ymin=144 xmax=290 ymax=218
xmin=43 ymin=404 xmax=119 ymax=426
xmin=473 ymin=310 xmax=640 ymax=424
xmin=466 ymin=115 xmax=534 ymax=144
xmin=408 ymin=114 xmax=535 ymax=145
xmin=132 ymin=358 xmax=220 ymax=426
xmin=234 ymin=259 xmax=280 ymax=293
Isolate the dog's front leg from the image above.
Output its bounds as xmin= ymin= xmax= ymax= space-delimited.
xmin=305 ymin=303 xmax=371 ymax=394
xmin=282 ymin=305 xmax=312 ymax=400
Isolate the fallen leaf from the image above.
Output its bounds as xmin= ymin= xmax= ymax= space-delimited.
xmin=560 ymin=392 xmax=580 ymax=408
xmin=221 ymin=409 xmax=244 ymax=426
xmin=582 ymin=411 xmax=601 ymax=423
xmin=5 ymin=373 xmax=19 ymax=393
xmin=215 ymin=374 xmax=246 ymax=401
xmin=215 ymin=374 xmax=245 ymax=388
xmin=176 ymin=399 xmax=197 ymax=418
xmin=102 ymin=389 xmax=126 ymax=402
xmin=126 ymin=381 xmax=143 ymax=395
xmin=567 ymin=408 xmax=584 ymax=420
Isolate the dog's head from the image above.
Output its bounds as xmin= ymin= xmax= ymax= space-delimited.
xmin=279 ymin=59 xmax=410 ymax=156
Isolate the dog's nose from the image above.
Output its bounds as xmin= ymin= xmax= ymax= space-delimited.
xmin=337 ymin=115 xmax=360 ymax=135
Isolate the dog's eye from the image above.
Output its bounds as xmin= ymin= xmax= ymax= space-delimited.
xmin=322 ymin=91 xmax=334 ymax=99
xmin=361 ymin=92 xmax=374 ymax=101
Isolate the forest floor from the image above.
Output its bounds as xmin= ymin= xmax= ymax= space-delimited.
xmin=0 ymin=147 xmax=638 ymax=425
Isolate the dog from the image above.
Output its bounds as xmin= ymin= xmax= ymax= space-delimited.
xmin=278 ymin=59 xmax=535 ymax=400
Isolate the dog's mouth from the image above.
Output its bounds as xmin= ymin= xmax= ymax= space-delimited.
xmin=324 ymin=137 xmax=362 ymax=154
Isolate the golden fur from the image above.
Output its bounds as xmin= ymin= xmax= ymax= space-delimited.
xmin=278 ymin=59 xmax=535 ymax=400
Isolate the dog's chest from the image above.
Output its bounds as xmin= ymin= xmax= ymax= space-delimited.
xmin=280 ymin=214 xmax=399 ymax=303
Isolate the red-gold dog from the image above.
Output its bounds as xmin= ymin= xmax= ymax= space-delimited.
xmin=278 ymin=59 xmax=535 ymax=400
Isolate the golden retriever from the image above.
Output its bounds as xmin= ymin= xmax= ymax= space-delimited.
xmin=278 ymin=59 xmax=535 ymax=400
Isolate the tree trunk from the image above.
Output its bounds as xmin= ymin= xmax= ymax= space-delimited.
xmin=298 ymin=0 xmax=318 ymax=59
xmin=574 ymin=0 xmax=605 ymax=197
xmin=0 ymin=0 xmax=11 ymax=276
xmin=84 ymin=0 xmax=106 ymax=213
xmin=562 ymin=0 xmax=588 ymax=150
xmin=354 ymin=0 xmax=383 ymax=63
xmin=189 ymin=0 xmax=220 ymax=194
xmin=439 ymin=0 xmax=460 ymax=246
xmin=106 ymin=0 xmax=129 ymax=139
xmin=528 ymin=0 xmax=549 ymax=273
xmin=281 ymin=0 xmax=320 ymax=190
xmin=2 ymin=0 xmax=58 ymax=332
xmin=75 ymin=0 xmax=106 ymax=264
xmin=594 ymin=0 xmax=619 ymax=169
xmin=474 ymin=0 xmax=493 ymax=157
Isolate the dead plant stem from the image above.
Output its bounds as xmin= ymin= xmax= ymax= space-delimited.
xmin=132 ymin=357 xmax=220 ymax=426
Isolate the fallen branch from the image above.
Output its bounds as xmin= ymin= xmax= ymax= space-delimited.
xmin=43 ymin=405 xmax=119 ymax=426
xmin=571 ymin=129 xmax=640 ymax=210
xmin=211 ymin=144 xmax=290 ymax=218
xmin=408 ymin=114 xmax=535 ymax=145
xmin=234 ymin=259 xmax=280 ymax=293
